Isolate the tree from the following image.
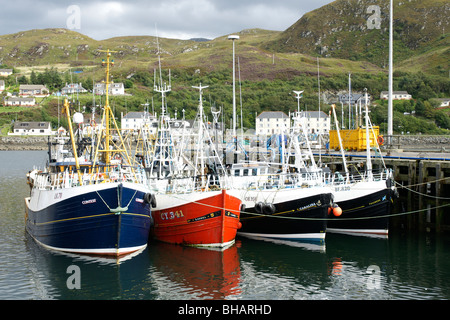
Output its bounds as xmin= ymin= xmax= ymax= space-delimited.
xmin=30 ymin=70 xmax=38 ymax=84
xmin=435 ymin=111 xmax=450 ymax=130
xmin=414 ymin=100 xmax=425 ymax=116
xmin=18 ymin=75 xmax=28 ymax=84
xmin=423 ymin=101 xmax=435 ymax=119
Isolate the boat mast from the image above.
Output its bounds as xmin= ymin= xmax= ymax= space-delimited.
xmin=93 ymin=50 xmax=133 ymax=171
xmin=331 ymin=104 xmax=349 ymax=181
xmin=63 ymin=98 xmax=83 ymax=186
xmin=364 ymin=89 xmax=373 ymax=180
xmin=192 ymin=83 xmax=209 ymax=186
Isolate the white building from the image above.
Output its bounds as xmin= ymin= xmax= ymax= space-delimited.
xmin=61 ymin=83 xmax=88 ymax=95
xmin=0 ymin=69 xmax=13 ymax=77
xmin=0 ymin=80 xmax=5 ymax=92
xmin=380 ymin=91 xmax=412 ymax=100
xmin=4 ymin=96 xmax=36 ymax=106
xmin=255 ymin=111 xmax=290 ymax=135
xmin=94 ymin=82 xmax=125 ymax=95
xmin=121 ymin=111 xmax=158 ymax=134
xmin=291 ymin=111 xmax=330 ymax=135
xmin=436 ymin=98 xmax=450 ymax=108
xmin=19 ymin=84 xmax=49 ymax=97
xmin=10 ymin=122 xmax=52 ymax=135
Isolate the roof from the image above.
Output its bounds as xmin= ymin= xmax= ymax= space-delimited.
xmin=19 ymin=84 xmax=48 ymax=90
xmin=339 ymin=93 xmax=371 ymax=103
xmin=257 ymin=111 xmax=289 ymax=119
xmin=122 ymin=111 xmax=155 ymax=119
xmin=13 ymin=122 xmax=50 ymax=130
xmin=297 ymin=111 xmax=329 ymax=118
xmin=7 ymin=97 xmax=35 ymax=102
xmin=62 ymin=83 xmax=86 ymax=89
xmin=380 ymin=91 xmax=410 ymax=95
xmin=95 ymin=82 xmax=124 ymax=88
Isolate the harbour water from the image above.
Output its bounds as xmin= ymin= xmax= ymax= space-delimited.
xmin=1 ymin=150 xmax=450 ymax=300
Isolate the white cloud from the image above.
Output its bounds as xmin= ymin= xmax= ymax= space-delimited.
xmin=0 ymin=0 xmax=333 ymax=40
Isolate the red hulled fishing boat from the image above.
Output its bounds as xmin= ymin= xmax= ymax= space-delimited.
xmin=151 ymin=189 xmax=241 ymax=247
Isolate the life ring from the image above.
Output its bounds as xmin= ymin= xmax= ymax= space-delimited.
xmin=377 ymin=135 xmax=384 ymax=146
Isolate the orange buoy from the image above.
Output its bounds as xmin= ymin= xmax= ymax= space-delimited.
xmin=237 ymin=222 xmax=242 ymax=229
xmin=328 ymin=206 xmax=332 ymax=215
xmin=332 ymin=205 xmax=342 ymax=217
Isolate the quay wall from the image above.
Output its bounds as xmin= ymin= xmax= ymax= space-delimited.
xmin=1 ymin=134 xmax=449 ymax=151
xmin=319 ymin=153 xmax=450 ymax=234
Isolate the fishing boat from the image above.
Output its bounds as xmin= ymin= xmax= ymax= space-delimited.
xmin=285 ymin=102 xmax=397 ymax=237
xmin=146 ymin=77 xmax=241 ymax=247
xmin=227 ymin=163 xmax=333 ymax=242
xmin=24 ymin=50 xmax=153 ymax=257
xmin=324 ymin=102 xmax=398 ymax=237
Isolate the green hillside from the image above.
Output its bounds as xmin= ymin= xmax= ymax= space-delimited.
xmin=265 ymin=0 xmax=449 ymax=73
xmin=0 ymin=1 xmax=449 ymax=136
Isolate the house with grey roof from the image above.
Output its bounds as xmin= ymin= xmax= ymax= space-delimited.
xmin=61 ymin=83 xmax=88 ymax=95
xmin=0 ymin=69 xmax=13 ymax=76
xmin=121 ymin=111 xmax=158 ymax=134
xmin=19 ymin=84 xmax=49 ymax=96
xmin=94 ymin=82 xmax=124 ymax=95
xmin=4 ymin=96 xmax=36 ymax=106
xmin=291 ymin=110 xmax=330 ymax=135
xmin=380 ymin=91 xmax=412 ymax=100
xmin=10 ymin=121 xmax=52 ymax=136
xmin=255 ymin=111 xmax=290 ymax=135
xmin=339 ymin=93 xmax=371 ymax=106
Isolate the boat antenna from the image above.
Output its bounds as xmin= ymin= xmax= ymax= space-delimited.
xmin=192 ymin=83 xmax=209 ymax=180
xmin=154 ymin=25 xmax=171 ymax=117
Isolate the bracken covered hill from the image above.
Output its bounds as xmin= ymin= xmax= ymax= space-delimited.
xmin=265 ymin=0 xmax=449 ymax=75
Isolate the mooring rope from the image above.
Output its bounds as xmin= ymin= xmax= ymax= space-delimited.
xmin=161 ymin=189 xmax=450 ymax=222
xmin=395 ymin=180 xmax=450 ymax=200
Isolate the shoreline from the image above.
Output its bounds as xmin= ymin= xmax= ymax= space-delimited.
xmin=0 ymin=136 xmax=48 ymax=151
xmin=1 ymin=134 xmax=449 ymax=152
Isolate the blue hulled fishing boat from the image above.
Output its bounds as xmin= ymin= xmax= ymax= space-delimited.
xmin=25 ymin=50 xmax=154 ymax=257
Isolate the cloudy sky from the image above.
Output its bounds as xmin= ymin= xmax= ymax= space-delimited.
xmin=0 ymin=0 xmax=333 ymax=40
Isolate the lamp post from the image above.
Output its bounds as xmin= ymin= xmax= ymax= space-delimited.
xmin=228 ymin=34 xmax=239 ymax=138
xmin=387 ymin=0 xmax=394 ymax=147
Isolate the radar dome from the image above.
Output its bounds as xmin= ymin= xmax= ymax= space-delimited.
xmin=73 ymin=112 xmax=84 ymax=124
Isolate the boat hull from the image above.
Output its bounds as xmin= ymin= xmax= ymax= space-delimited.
xmin=230 ymin=188 xmax=332 ymax=242
xmin=327 ymin=180 xmax=395 ymax=237
xmin=151 ymin=190 xmax=241 ymax=247
xmin=25 ymin=182 xmax=153 ymax=257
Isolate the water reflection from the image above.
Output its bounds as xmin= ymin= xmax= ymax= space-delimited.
xmin=3 ymin=151 xmax=450 ymax=300
xmin=19 ymin=226 xmax=450 ymax=300
xmin=25 ymin=234 xmax=153 ymax=299
xmin=149 ymin=242 xmax=241 ymax=299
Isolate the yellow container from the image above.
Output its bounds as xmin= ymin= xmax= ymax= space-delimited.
xmin=329 ymin=127 xmax=380 ymax=151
